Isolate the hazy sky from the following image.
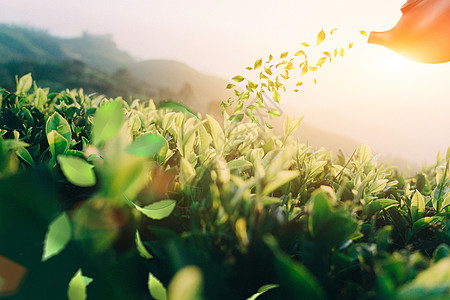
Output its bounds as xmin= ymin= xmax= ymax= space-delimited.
xmin=2 ymin=0 xmax=450 ymax=164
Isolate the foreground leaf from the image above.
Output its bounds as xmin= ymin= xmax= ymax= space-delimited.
xmin=148 ymin=272 xmax=167 ymax=300
xmin=157 ymin=100 xmax=199 ymax=120
xmin=42 ymin=212 xmax=71 ymax=261
xmin=168 ymin=266 xmax=203 ymax=300
xmin=92 ymin=100 xmax=124 ymax=146
xmin=57 ymin=155 xmax=96 ymax=187
xmin=247 ymin=284 xmax=279 ymax=300
xmin=135 ymin=230 xmax=153 ymax=259
xmin=126 ymin=133 xmax=166 ymax=157
xmin=68 ymin=269 xmax=93 ymax=300
xmin=397 ymin=258 xmax=450 ymax=300
xmin=136 ymin=200 xmax=176 ymax=220
xmin=264 ymin=235 xmax=325 ymax=300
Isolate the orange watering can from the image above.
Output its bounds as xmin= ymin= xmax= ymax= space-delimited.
xmin=368 ymin=0 xmax=450 ymax=64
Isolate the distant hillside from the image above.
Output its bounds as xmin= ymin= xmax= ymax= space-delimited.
xmin=0 ymin=24 xmax=411 ymax=163
xmin=0 ymin=25 xmax=134 ymax=72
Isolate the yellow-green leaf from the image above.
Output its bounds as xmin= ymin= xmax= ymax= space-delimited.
xmin=135 ymin=230 xmax=153 ymax=259
xmin=42 ymin=212 xmax=71 ymax=261
xmin=92 ymin=100 xmax=124 ymax=146
xmin=148 ymin=273 xmax=167 ymax=300
xmin=254 ymin=59 xmax=262 ymax=70
xmin=67 ymin=269 xmax=93 ymax=300
xmin=232 ymin=75 xmax=245 ymax=82
xmin=136 ymin=200 xmax=176 ymax=220
xmin=57 ymin=155 xmax=96 ymax=187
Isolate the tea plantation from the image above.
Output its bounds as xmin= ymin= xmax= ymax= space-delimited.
xmin=1 ymin=74 xmax=450 ymax=299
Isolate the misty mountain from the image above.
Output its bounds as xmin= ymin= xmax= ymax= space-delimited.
xmin=0 ymin=24 xmax=397 ymax=162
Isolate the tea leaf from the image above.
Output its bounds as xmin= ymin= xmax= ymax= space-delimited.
xmin=232 ymin=75 xmax=245 ymax=82
xmin=247 ymin=284 xmax=279 ymax=300
xmin=411 ymin=191 xmax=425 ymax=222
xmin=301 ymin=65 xmax=308 ymax=76
xmin=148 ymin=272 xmax=167 ymax=300
xmin=135 ymin=230 xmax=153 ymax=259
xmin=126 ymin=133 xmax=166 ymax=157
xmin=42 ymin=212 xmax=71 ymax=261
xmin=57 ymin=155 xmax=96 ymax=187
xmin=367 ymin=199 xmax=398 ymax=215
xmin=229 ymin=113 xmax=244 ymax=123
xmin=226 ymin=84 xmax=235 ymax=89
xmin=330 ymin=28 xmax=338 ymax=35
xmin=67 ymin=269 xmax=92 ymax=300
xmin=47 ymin=130 xmax=69 ymax=159
xmin=136 ymin=200 xmax=176 ymax=220
xmin=268 ymin=110 xmax=281 ymax=118
xmin=294 ymin=50 xmax=305 ymax=56
xmin=272 ymin=90 xmax=280 ymax=103
xmin=349 ymin=42 xmax=354 ymax=49
xmin=317 ymin=29 xmax=325 ymax=45
xmin=339 ymin=48 xmax=345 ymax=57
xmin=301 ymin=42 xmax=310 ymax=47
xmin=157 ymin=100 xmax=198 ymax=119
xmin=46 ymin=112 xmax=72 ymax=143
xmin=16 ymin=73 xmax=32 ymax=94
xmin=280 ymin=52 xmax=288 ymax=59
xmin=360 ymin=30 xmax=368 ymax=36
xmin=262 ymin=170 xmax=299 ymax=195
xmin=92 ymin=100 xmax=124 ymax=146
xmin=254 ymin=59 xmax=262 ymax=70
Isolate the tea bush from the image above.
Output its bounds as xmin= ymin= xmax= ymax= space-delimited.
xmin=1 ymin=74 xmax=450 ymax=299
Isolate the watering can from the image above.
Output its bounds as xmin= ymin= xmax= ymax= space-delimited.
xmin=368 ymin=0 xmax=450 ymax=64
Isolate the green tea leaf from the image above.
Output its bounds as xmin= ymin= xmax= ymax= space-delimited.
xmin=135 ymin=230 xmax=153 ymax=259
xmin=47 ymin=130 xmax=69 ymax=159
xmin=397 ymin=258 xmax=450 ymax=300
xmin=46 ymin=112 xmax=72 ymax=143
xmin=264 ymin=235 xmax=325 ymax=300
xmin=229 ymin=114 xmax=244 ymax=123
xmin=367 ymin=199 xmax=398 ymax=216
xmin=42 ymin=212 xmax=71 ymax=261
xmin=16 ymin=147 xmax=35 ymax=166
xmin=136 ymin=200 xmax=176 ymax=220
xmin=246 ymin=284 xmax=279 ymax=300
xmin=157 ymin=100 xmax=198 ymax=120
xmin=412 ymin=217 xmax=441 ymax=235
xmin=68 ymin=269 xmax=93 ymax=300
xmin=126 ymin=134 xmax=166 ymax=157
xmin=57 ymin=155 xmax=96 ymax=187
xmin=262 ymin=170 xmax=299 ymax=196
xmin=411 ymin=191 xmax=425 ymax=222
xmin=16 ymin=73 xmax=32 ymax=94
xmin=92 ymin=100 xmax=124 ymax=146
xmin=148 ymin=272 xmax=167 ymax=300
xmin=168 ymin=266 xmax=203 ymax=300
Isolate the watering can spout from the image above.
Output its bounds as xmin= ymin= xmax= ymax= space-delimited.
xmin=367 ymin=31 xmax=391 ymax=48
xmin=368 ymin=0 xmax=450 ymax=64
